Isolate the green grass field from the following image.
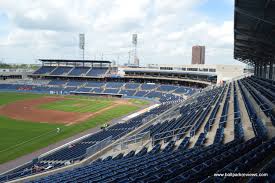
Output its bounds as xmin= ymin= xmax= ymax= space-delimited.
xmin=0 ymin=92 xmax=44 ymax=105
xmin=0 ymin=92 xmax=147 ymax=164
xmin=129 ymin=99 xmax=150 ymax=106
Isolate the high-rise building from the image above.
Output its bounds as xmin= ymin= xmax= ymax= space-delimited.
xmin=192 ymin=46 xmax=205 ymax=64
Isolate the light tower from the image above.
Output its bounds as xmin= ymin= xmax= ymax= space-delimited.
xmin=79 ymin=33 xmax=85 ymax=60
xmin=128 ymin=51 xmax=131 ymax=65
xmin=132 ymin=34 xmax=139 ymax=66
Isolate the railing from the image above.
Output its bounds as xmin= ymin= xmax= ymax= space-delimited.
xmin=152 ymin=127 xmax=190 ymax=146
xmin=112 ymin=131 xmax=151 ymax=151
xmin=141 ymin=114 xmax=158 ymax=124
xmin=85 ymin=136 xmax=113 ymax=157
xmin=37 ymin=132 xmax=96 ymax=161
xmin=0 ymin=160 xmax=65 ymax=183
xmin=239 ymin=81 xmax=273 ymax=122
xmin=103 ymin=103 xmax=183 ymax=152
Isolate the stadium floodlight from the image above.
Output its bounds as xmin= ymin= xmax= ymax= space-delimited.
xmin=132 ymin=34 xmax=139 ymax=66
xmin=132 ymin=34 xmax=137 ymax=45
xmin=79 ymin=33 xmax=85 ymax=60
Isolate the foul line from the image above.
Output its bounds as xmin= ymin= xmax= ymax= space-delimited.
xmin=0 ymin=129 xmax=58 ymax=154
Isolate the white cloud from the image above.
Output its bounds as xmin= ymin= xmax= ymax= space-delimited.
xmin=93 ymin=0 xmax=150 ymax=32
xmin=154 ymin=0 xmax=201 ymax=14
xmin=0 ymin=0 xmax=239 ymax=65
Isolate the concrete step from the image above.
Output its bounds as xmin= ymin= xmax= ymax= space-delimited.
xmin=224 ymin=83 xmax=234 ymax=143
xmin=205 ymin=85 xmax=229 ymax=145
xmin=236 ymin=81 xmax=255 ymax=140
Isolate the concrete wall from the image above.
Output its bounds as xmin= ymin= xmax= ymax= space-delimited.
xmin=215 ymin=65 xmax=244 ymax=83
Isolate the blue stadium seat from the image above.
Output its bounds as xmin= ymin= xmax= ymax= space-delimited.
xmin=68 ymin=67 xmax=90 ymax=76
xmin=50 ymin=67 xmax=73 ymax=75
xmin=86 ymin=68 xmax=108 ymax=77
xmin=33 ymin=66 xmax=56 ymax=74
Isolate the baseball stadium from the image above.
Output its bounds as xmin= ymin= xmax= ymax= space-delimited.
xmin=0 ymin=0 xmax=274 ymax=182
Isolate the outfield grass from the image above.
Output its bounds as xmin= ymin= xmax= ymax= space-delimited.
xmin=0 ymin=116 xmax=61 ymax=164
xmin=129 ymin=99 xmax=150 ymax=106
xmin=0 ymin=93 xmax=145 ymax=164
xmin=0 ymin=92 xmax=44 ymax=106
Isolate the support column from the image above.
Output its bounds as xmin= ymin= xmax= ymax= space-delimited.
xmin=258 ymin=63 xmax=260 ymax=77
xmin=258 ymin=63 xmax=263 ymax=78
xmin=264 ymin=63 xmax=268 ymax=79
xmin=254 ymin=62 xmax=257 ymax=76
xmin=255 ymin=62 xmax=258 ymax=76
xmin=257 ymin=65 xmax=260 ymax=77
xmin=269 ymin=60 xmax=273 ymax=80
xmin=261 ymin=63 xmax=265 ymax=78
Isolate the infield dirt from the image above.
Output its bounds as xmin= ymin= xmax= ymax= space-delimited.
xmin=0 ymin=96 xmax=131 ymax=124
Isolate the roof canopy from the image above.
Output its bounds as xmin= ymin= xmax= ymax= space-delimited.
xmin=234 ymin=0 xmax=275 ymax=65
xmin=39 ymin=59 xmax=111 ymax=64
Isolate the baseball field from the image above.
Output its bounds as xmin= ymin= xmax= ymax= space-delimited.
xmin=0 ymin=92 xmax=149 ymax=164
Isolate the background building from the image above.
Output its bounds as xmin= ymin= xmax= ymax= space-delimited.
xmin=192 ymin=46 xmax=205 ymax=64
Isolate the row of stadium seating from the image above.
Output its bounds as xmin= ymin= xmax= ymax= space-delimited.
xmin=0 ymin=80 xmax=195 ymax=102
xmin=28 ymin=137 xmax=275 ymax=183
xmin=48 ymin=80 xmax=196 ymax=103
xmin=238 ymin=80 xmax=268 ymax=139
xmin=240 ymin=77 xmax=275 ymax=126
xmin=48 ymin=80 xmax=196 ymax=94
xmin=247 ymin=158 xmax=275 ymax=183
xmin=0 ymin=83 xmax=184 ymax=103
xmin=33 ymin=66 xmax=108 ymax=77
xmin=32 ymin=66 xmax=55 ymax=74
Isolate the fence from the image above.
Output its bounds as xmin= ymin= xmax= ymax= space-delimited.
xmin=152 ymin=127 xmax=190 ymax=146
xmin=85 ymin=136 xmax=113 ymax=157
xmin=112 ymin=131 xmax=151 ymax=151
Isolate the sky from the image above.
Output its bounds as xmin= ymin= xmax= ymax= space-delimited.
xmin=0 ymin=0 xmax=242 ymax=66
